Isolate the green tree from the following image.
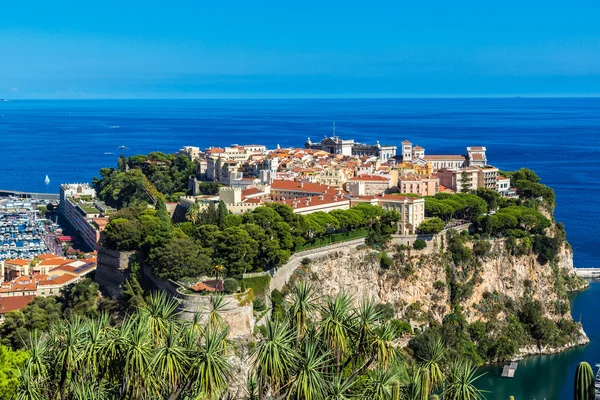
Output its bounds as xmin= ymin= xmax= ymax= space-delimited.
xmin=460 ymin=171 xmax=472 ymax=193
xmin=217 ymin=200 xmax=229 ymax=227
xmin=149 ymin=236 xmax=212 ymax=280
xmin=417 ymin=218 xmax=445 ymax=234
xmin=155 ymin=197 xmax=171 ymax=225
xmin=0 ymin=345 xmax=29 ymax=399
xmin=102 ymin=218 xmax=143 ymax=251
xmin=60 ymin=278 xmax=100 ymax=317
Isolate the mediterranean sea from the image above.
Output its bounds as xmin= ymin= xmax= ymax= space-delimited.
xmin=0 ymin=98 xmax=598 ymax=398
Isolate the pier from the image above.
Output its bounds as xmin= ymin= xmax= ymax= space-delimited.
xmin=501 ymin=362 xmax=518 ymax=378
xmin=575 ymin=268 xmax=600 ymax=278
xmin=0 ymin=189 xmax=59 ymax=201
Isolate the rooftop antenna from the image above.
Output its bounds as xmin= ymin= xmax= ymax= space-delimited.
xmin=332 ymin=120 xmax=336 ymax=137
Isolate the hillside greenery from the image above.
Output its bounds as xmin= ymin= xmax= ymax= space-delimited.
xmin=102 ymin=200 xmax=401 ymax=281
xmin=93 ymin=152 xmax=196 ymax=207
xmin=4 ymin=284 xmax=488 ymax=400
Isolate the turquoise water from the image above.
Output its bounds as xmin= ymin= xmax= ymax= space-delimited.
xmin=478 ymin=281 xmax=600 ymax=400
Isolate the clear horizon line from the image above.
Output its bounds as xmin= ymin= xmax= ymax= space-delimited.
xmin=3 ymin=94 xmax=600 ymax=101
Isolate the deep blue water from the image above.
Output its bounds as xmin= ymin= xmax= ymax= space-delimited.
xmin=0 ymin=98 xmax=599 ymax=398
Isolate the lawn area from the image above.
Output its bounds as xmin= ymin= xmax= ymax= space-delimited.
xmin=240 ymin=275 xmax=271 ymax=300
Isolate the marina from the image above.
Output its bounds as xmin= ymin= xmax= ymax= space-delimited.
xmin=0 ymin=197 xmax=60 ymax=260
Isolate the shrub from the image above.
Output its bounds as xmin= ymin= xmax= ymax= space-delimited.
xmin=413 ymin=239 xmax=427 ymax=250
xmin=271 ymin=289 xmax=285 ymax=320
xmin=379 ymin=252 xmax=392 ymax=269
xmin=300 ymin=257 xmax=311 ymax=267
xmin=253 ymin=298 xmax=266 ymax=312
xmin=473 ymin=240 xmax=492 ymax=258
xmin=390 ymin=319 xmax=412 ymax=337
xmin=433 ymin=280 xmax=446 ymax=291
xmin=223 ymin=278 xmax=239 ymax=294
xmin=376 ymin=303 xmax=395 ymax=321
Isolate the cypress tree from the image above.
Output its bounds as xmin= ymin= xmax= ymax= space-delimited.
xmin=574 ymin=361 xmax=595 ymax=400
xmin=217 ymin=200 xmax=229 ymax=227
xmin=155 ymin=198 xmax=171 ymax=224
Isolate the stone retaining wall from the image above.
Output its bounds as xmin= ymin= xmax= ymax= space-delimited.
xmin=175 ymin=288 xmax=254 ymax=339
xmin=95 ymin=247 xmax=134 ymax=297
xmin=142 ymin=264 xmax=254 ymax=339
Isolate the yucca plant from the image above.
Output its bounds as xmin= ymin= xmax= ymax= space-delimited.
xmin=574 ymin=361 xmax=595 ymax=400
xmin=288 ymin=281 xmax=318 ymax=340
xmin=442 ymin=359 xmax=488 ymax=400
xmin=416 ymin=336 xmax=445 ymax=398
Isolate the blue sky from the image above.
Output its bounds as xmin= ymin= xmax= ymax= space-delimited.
xmin=1 ymin=1 xmax=599 ymax=98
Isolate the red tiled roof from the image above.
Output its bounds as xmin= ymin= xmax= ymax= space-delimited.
xmin=0 ymin=296 xmax=35 ymax=315
xmin=191 ymin=280 xmax=224 ymax=292
xmin=471 ymin=154 xmax=484 ymax=160
xmin=279 ymin=192 xmax=349 ymax=210
xmin=271 ymin=180 xmax=330 ymax=193
xmin=350 ymin=175 xmax=390 ymax=182
xmin=58 ymin=236 xmax=75 ymax=242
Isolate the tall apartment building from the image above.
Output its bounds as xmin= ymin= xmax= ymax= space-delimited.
xmin=59 ymin=184 xmax=113 ymax=250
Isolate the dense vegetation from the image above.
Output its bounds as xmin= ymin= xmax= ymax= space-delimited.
xmin=102 ymin=199 xmax=401 ymax=281
xmin=93 ymin=152 xmax=196 ymax=207
xmin=5 ymin=283 xmax=487 ymax=400
xmin=418 ymin=168 xmax=563 ymax=265
xmin=406 ymin=223 xmax=581 ymax=365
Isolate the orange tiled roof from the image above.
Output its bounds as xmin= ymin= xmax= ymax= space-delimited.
xmin=271 ymin=180 xmax=331 ymax=193
xmin=350 ymin=175 xmax=390 ymax=182
xmin=38 ymin=273 xmax=77 ymax=286
xmin=5 ymin=259 xmax=30 ymax=266
xmin=0 ymin=296 xmax=35 ymax=314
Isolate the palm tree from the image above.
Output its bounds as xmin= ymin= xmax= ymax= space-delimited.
xmin=49 ymin=317 xmax=85 ymax=397
xmin=188 ymin=324 xmax=232 ymax=399
xmin=320 ymin=291 xmax=354 ymax=364
xmin=186 ymin=202 xmax=201 ymax=224
xmin=325 ymin=374 xmax=355 ymax=400
xmin=252 ymin=319 xmax=298 ymax=399
xmin=288 ymin=281 xmax=318 ymax=340
xmin=361 ymin=367 xmax=402 ymax=400
xmin=288 ymin=338 xmax=330 ymax=400
xmin=153 ymin=324 xmax=189 ymax=395
xmin=140 ymin=291 xmax=181 ymax=340
xmin=15 ymin=364 xmax=44 ymax=400
xmin=207 ymin=294 xmax=230 ymax=327
xmin=214 ymin=264 xmax=226 ymax=283
xmin=416 ymin=336 xmax=445 ymax=399
xmin=120 ymin=315 xmax=157 ymax=398
xmin=442 ymin=360 xmax=488 ymax=400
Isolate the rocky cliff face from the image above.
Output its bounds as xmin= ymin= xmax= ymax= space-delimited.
xmin=301 ymin=238 xmax=583 ymax=326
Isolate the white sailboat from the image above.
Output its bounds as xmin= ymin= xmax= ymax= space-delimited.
xmin=44 ymin=175 xmax=50 ymax=184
